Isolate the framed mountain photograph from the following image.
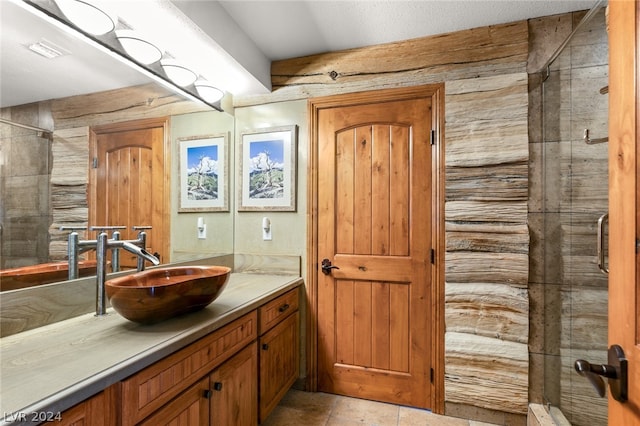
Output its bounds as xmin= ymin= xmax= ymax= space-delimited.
xmin=239 ymin=125 xmax=297 ymax=211
xmin=178 ymin=134 xmax=229 ymax=212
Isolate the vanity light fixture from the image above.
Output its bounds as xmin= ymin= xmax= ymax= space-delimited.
xmin=115 ymin=30 xmax=162 ymax=65
xmin=160 ymin=59 xmax=197 ymax=87
xmin=54 ymin=0 xmax=117 ymax=36
xmin=194 ymin=81 xmax=224 ymax=104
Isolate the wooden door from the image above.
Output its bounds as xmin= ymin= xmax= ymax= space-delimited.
xmin=608 ymin=1 xmax=640 ymax=424
xmin=89 ymin=118 xmax=170 ymax=268
xmin=311 ymin=86 xmax=444 ymax=410
xmin=209 ymin=342 xmax=258 ymax=426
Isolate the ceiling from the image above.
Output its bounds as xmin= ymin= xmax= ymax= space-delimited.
xmin=0 ymin=0 xmax=597 ymax=109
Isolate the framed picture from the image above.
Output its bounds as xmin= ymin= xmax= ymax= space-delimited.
xmin=178 ymin=134 xmax=229 ymax=212
xmin=239 ymin=125 xmax=297 ymax=211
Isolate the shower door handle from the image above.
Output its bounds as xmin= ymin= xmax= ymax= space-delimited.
xmin=597 ymin=213 xmax=608 ymax=274
xmin=574 ymin=345 xmax=628 ymax=402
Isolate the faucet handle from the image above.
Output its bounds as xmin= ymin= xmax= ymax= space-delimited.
xmin=60 ymin=226 xmax=87 ymax=232
xmin=132 ymin=225 xmax=152 ymax=231
xmin=90 ymin=225 xmax=126 ymax=233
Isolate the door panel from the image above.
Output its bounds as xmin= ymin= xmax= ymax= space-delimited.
xmin=316 ymin=92 xmax=439 ymax=409
xmin=89 ymin=118 xmax=169 ymax=268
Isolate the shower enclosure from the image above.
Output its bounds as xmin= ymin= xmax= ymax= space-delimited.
xmin=539 ymin=2 xmax=609 ymax=425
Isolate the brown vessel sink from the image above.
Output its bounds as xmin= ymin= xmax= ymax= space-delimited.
xmin=105 ymin=266 xmax=231 ymax=324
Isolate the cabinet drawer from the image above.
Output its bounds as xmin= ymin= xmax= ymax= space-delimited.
xmin=120 ymin=311 xmax=257 ymax=426
xmin=259 ymin=288 xmax=299 ymax=334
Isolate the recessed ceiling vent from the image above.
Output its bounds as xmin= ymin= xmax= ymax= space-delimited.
xmin=26 ymin=39 xmax=70 ymax=59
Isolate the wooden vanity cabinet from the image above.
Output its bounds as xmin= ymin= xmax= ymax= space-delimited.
xmin=120 ymin=312 xmax=257 ymax=426
xmin=258 ymin=288 xmax=300 ymax=423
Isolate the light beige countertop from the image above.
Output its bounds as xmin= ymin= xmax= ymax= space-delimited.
xmin=0 ymin=273 xmax=302 ymax=426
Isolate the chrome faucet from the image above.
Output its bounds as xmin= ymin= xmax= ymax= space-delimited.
xmin=62 ymin=226 xmax=126 ymax=279
xmin=94 ymin=227 xmax=159 ymax=316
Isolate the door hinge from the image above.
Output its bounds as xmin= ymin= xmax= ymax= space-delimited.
xmin=92 ymin=157 xmax=98 ymax=168
xmin=430 ymin=249 xmax=435 ymax=264
xmin=430 ymin=129 xmax=436 ymax=146
xmin=430 ymin=367 xmax=434 ymax=383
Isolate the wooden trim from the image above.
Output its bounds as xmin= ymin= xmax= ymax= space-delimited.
xmin=88 ymin=116 xmax=171 ymax=263
xmin=305 ymin=98 xmax=320 ymax=392
xmin=306 ymin=85 xmax=446 ymax=413
xmin=608 ymin=0 xmax=639 ymax=423
xmin=431 ymin=84 xmax=446 ymax=414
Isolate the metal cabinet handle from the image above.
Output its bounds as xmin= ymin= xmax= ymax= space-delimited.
xmin=262 ymin=343 xmax=269 ymax=350
xmin=574 ymin=344 xmax=627 ymax=402
xmin=597 ymin=213 xmax=609 ymax=275
xmin=278 ymin=303 xmax=290 ymax=313
xmin=213 ymin=382 xmax=223 ymax=391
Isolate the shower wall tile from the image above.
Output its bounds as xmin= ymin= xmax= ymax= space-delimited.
xmin=9 ymin=134 xmax=50 ymax=177
xmin=528 ymin=212 xmax=544 ymax=284
xmin=528 ymin=282 xmax=545 ymax=352
xmin=528 ymin=138 xmax=544 ymax=214
xmin=542 ymin=141 xmax=562 ymax=212
xmin=559 ymin=347 xmax=607 ymax=426
xmin=527 ymin=13 xmax=574 ymax=73
xmin=528 ymin=351 xmax=545 ymax=403
xmin=560 ymin=288 xmax=608 ymax=351
xmin=2 ymin=175 xmax=49 ymax=218
xmin=542 ymin=212 xmax=563 ymax=284
xmin=543 ymin=283 xmax=563 ymax=355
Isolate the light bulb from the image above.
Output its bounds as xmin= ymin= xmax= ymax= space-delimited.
xmin=54 ymin=0 xmax=117 ymax=36
xmin=160 ymin=60 xmax=197 ymax=87
xmin=115 ymin=30 xmax=162 ymax=65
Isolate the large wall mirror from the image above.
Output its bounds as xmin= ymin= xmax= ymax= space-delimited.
xmin=0 ymin=0 xmax=235 ymax=290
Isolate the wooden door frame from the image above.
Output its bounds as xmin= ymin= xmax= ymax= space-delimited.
xmin=608 ymin=0 xmax=639 ymax=423
xmin=306 ymin=85 xmax=445 ymax=413
xmin=88 ymin=116 xmax=171 ymax=263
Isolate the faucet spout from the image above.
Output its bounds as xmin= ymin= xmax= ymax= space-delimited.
xmin=119 ymin=241 xmax=160 ymax=266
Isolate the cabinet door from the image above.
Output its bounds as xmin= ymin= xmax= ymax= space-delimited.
xmin=138 ymin=378 xmax=209 ymax=426
xmin=259 ymin=311 xmax=299 ymax=423
xmin=43 ymin=387 xmax=117 ymax=426
xmin=210 ymin=342 xmax=258 ymax=426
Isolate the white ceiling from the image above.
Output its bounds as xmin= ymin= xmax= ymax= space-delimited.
xmin=0 ymin=0 xmax=597 ymax=109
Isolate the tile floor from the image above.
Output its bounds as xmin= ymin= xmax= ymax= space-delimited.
xmin=262 ymin=389 xmax=500 ymax=426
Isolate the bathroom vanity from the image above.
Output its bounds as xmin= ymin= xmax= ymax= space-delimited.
xmin=0 ymin=273 xmax=302 ymax=426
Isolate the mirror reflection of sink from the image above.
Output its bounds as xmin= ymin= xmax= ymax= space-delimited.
xmin=105 ymin=266 xmax=231 ymax=324
xmin=0 ymin=260 xmax=101 ymax=291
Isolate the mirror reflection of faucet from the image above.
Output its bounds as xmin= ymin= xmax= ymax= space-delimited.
xmin=61 ymin=225 xmax=160 ymax=316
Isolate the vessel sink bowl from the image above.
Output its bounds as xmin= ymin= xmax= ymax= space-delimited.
xmin=105 ymin=266 xmax=231 ymax=324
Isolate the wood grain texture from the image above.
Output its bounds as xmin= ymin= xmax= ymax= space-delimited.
xmin=445 ymin=332 xmax=528 ymax=414
xmin=235 ymin=21 xmax=527 ymax=107
xmin=444 ymin=70 xmax=529 ymax=414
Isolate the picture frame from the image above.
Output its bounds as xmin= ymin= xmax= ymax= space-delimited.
xmin=178 ymin=134 xmax=229 ymax=212
xmin=238 ymin=125 xmax=297 ymax=211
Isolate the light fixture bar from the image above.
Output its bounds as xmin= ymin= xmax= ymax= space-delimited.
xmin=13 ymin=0 xmax=223 ymax=111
